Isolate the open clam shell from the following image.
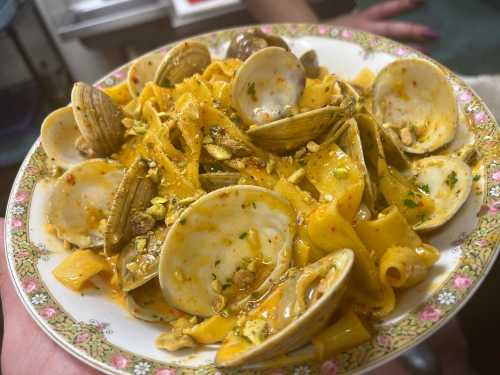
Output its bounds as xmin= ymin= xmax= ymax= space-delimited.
xmin=118 ymin=227 xmax=166 ymax=292
xmin=71 ymin=82 xmax=125 ymax=156
xmin=232 ymin=47 xmax=305 ymax=126
xmin=373 ymin=58 xmax=458 ymax=154
xmin=411 ymin=156 xmax=472 ymax=231
xmin=127 ymin=53 xmax=163 ymax=97
xmin=247 ymin=106 xmax=342 ymax=154
xmin=337 ymin=118 xmax=377 ymax=212
xmin=215 ymin=249 xmax=354 ymax=366
xmin=104 ymin=159 xmax=156 ymax=256
xmin=154 ymin=41 xmax=211 ymax=87
xmin=126 ymin=278 xmax=181 ymax=322
xmin=41 ymin=106 xmax=88 ymax=169
xmin=47 ymin=159 xmax=124 ymax=248
xmin=159 ymin=185 xmax=296 ymax=317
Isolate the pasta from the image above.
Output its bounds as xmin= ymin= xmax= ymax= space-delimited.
xmin=41 ymin=29 xmax=474 ymax=367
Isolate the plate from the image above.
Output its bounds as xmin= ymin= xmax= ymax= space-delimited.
xmin=4 ymin=24 xmax=500 ymax=375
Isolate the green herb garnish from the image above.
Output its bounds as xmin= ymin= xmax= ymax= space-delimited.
xmin=473 ymin=174 xmax=481 ymax=181
xmin=239 ymin=232 xmax=248 ymax=239
xmin=445 ymin=171 xmax=458 ymax=189
xmin=179 ymin=218 xmax=187 ymax=225
xmin=161 ymin=78 xmax=174 ymax=88
xmin=418 ymin=184 xmax=430 ymax=194
xmin=298 ymin=159 xmax=306 ymax=167
xmin=403 ymin=199 xmax=418 ymax=208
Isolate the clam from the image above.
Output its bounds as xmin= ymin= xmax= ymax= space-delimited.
xmin=40 ymin=106 xmax=88 ymax=169
xmin=232 ymin=47 xmax=346 ymax=153
xmin=104 ymin=159 xmax=156 ymax=256
xmin=336 ymin=118 xmax=377 ymax=212
xmin=71 ymin=82 xmax=125 ymax=156
xmin=118 ymin=227 xmax=166 ymax=291
xmin=153 ymin=41 xmax=211 ymax=87
xmin=126 ymin=278 xmax=182 ymax=322
xmin=299 ymin=50 xmax=320 ymax=79
xmin=411 ymin=156 xmax=472 ymax=231
xmin=215 ymin=249 xmax=354 ymax=366
xmin=199 ymin=172 xmax=240 ymax=191
xmin=128 ymin=53 xmax=163 ymax=97
xmin=373 ymin=58 xmax=458 ymax=154
xmin=47 ymin=159 xmax=124 ymax=248
xmin=226 ymin=28 xmax=289 ymax=61
xmin=159 ymin=185 xmax=296 ymax=317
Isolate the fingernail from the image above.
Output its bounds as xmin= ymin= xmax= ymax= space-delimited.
xmin=423 ymin=29 xmax=440 ymax=39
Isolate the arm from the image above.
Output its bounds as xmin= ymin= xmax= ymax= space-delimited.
xmin=244 ymin=0 xmax=318 ymax=23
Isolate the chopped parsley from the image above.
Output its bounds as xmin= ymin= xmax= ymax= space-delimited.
xmin=403 ymin=198 xmax=418 ymax=208
xmin=247 ymin=82 xmax=257 ymax=100
xmin=445 ymin=171 xmax=458 ymax=189
xmin=473 ymin=174 xmax=481 ymax=181
xmin=179 ymin=218 xmax=187 ymax=225
xmin=418 ymin=184 xmax=430 ymax=194
xmin=239 ymin=232 xmax=248 ymax=239
xmin=298 ymin=159 xmax=306 ymax=167
xmin=161 ymin=78 xmax=174 ymax=88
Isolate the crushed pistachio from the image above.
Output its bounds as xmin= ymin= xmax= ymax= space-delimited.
xmin=306 ymin=141 xmax=320 ymax=153
xmin=287 ymin=168 xmax=305 ymax=184
xmin=135 ymin=236 xmax=147 ymax=253
xmin=204 ymin=144 xmax=232 ymax=160
xmin=333 ymin=167 xmax=349 ymax=179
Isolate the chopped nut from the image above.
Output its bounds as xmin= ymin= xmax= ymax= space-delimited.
xmin=146 ymin=204 xmax=166 ymax=220
xmin=306 ymin=141 xmax=320 ymax=153
xmin=74 ymin=136 xmax=95 ymax=157
xmin=399 ymin=125 xmax=415 ymax=146
xmin=233 ymin=269 xmax=255 ymax=290
xmin=204 ymin=144 xmax=232 ymax=160
xmin=211 ymin=279 xmax=223 ymax=293
xmin=134 ymin=236 xmax=147 ymax=253
xmin=265 ymin=158 xmax=276 ymax=174
xmin=174 ymin=268 xmax=186 ymax=282
xmin=212 ymin=294 xmax=226 ymax=313
xmin=130 ymin=212 xmax=155 ymax=235
xmin=287 ymin=168 xmax=306 ymax=184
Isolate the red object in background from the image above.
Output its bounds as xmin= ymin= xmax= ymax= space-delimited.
xmin=188 ymin=0 xmax=207 ymax=3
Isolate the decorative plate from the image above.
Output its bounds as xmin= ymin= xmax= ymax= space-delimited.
xmin=5 ymin=24 xmax=500 ymax=375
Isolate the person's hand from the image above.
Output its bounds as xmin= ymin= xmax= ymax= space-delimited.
xmin=0 ymin=218 xmax=102 ymax=374
xmin=331 ymin=0 xmax=439 ymax=45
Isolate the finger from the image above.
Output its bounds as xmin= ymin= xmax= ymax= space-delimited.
xmin=363 ymin=0 xmax=424 ymax=20
xmin=0 ymin=218 xmax=8 ymax=296
xmin=369 ymin=21 xmax=439 ymax=42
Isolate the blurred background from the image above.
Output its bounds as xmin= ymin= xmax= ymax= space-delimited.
xmin=0 ymin=0 xmax=499 ymax=374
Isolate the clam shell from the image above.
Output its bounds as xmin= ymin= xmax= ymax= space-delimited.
xmin=41 ymin=106 xmax=88 ymax=169
xmin=47 ymin=159 xmax=124 ymax=248
xmin=232 ymin=47 xmax=305 ymax=126
xmin=126 ymin=278 xmax=181 ymax=322
xmin=199 ymin=172 xmax=240 ymax=191
xmin=118 ymin=227 xmax=166 ymax=291
xmin=412 ymin=156 xmax=472 ymax=231
xmin=299 ymin=50 xmax=320 ymax=79
xmin=127 ymin=53 xmax=163 ymax=97
xmin=159 ymin=185 xmax=295 ymax=317
xmin=337 ymin=118 xmax=377 ymax=212
xmin=373 ymin=58 xmax=458 ymax=154
xmin=216 ymin=249 xmax=354 ymax=366
xmin=226 ymin=28 xmax=289 ymax=61
xmin=154 ymin=41 xmax=211 ymax=87
xmin=71 ymin=82 xmax=125 ymax=156
xmin=104 ymin=159 xmax=155 ymax=256
xmin=247 ymin=106 xmax=342 ymax=154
